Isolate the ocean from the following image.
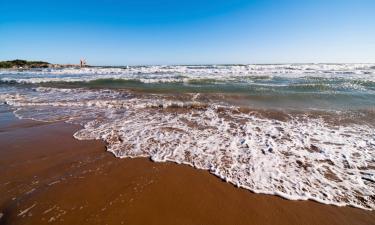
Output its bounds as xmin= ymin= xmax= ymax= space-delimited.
xmin=1 ymin=63 xmax=374 ymax=210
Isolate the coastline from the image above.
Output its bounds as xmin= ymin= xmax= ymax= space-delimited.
xmin=0 ymin=108 xmax=374 ymax=225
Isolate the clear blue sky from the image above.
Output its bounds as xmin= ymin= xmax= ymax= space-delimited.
xmin=1 ymin=0 xmax=374 ymax=65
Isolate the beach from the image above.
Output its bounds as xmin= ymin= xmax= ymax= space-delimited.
xmin=1 ymin=108 xmax=375 ymax=225
xmin=2 ymin=0 xmax=375 ymax=223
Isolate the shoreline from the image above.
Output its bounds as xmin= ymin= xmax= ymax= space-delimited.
xmin=1 ymin=107 xmax=375 ymax=224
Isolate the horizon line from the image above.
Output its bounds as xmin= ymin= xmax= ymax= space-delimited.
xmin=1 ymin=59 xmax=375 ymax=67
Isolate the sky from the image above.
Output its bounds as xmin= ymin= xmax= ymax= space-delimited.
xmin=1 ymin=0 xmax=374 ymax=65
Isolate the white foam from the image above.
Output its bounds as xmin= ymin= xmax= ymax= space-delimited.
xmin=0 ymin=64 xmax=375 ymax=84
xmin=1 ymin=87 xmax=374 ymax=210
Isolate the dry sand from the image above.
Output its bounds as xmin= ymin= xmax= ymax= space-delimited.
xmin=0 ymin=108 xmax=374 ymax=225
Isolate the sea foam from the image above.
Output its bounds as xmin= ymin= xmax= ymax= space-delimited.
xmin=1 ymin=87 xmax=374 ymax=210
xmin=0 ymin=64 xmax=375 ymax=84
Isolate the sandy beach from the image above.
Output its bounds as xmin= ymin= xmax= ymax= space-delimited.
xmin=1 ymin=108 xmax=374 ymax=225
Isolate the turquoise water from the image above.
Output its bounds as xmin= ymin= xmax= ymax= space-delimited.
xmin=1 ymin=64 xmax=374 ymax=111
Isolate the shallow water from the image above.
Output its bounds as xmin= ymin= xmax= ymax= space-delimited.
xmin=1 ymin=64 xmax=374 ymax=210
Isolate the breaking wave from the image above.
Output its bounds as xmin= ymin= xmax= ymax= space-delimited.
xmin=1 ymin=63 xmax=375 ymax=84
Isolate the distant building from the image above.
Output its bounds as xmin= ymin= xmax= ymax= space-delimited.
xmin=80 ymin=58 xmax=87 ymax=67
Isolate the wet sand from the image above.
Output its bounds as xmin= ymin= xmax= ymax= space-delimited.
xmin=0 ymin=109 xmax=374 ymax=225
